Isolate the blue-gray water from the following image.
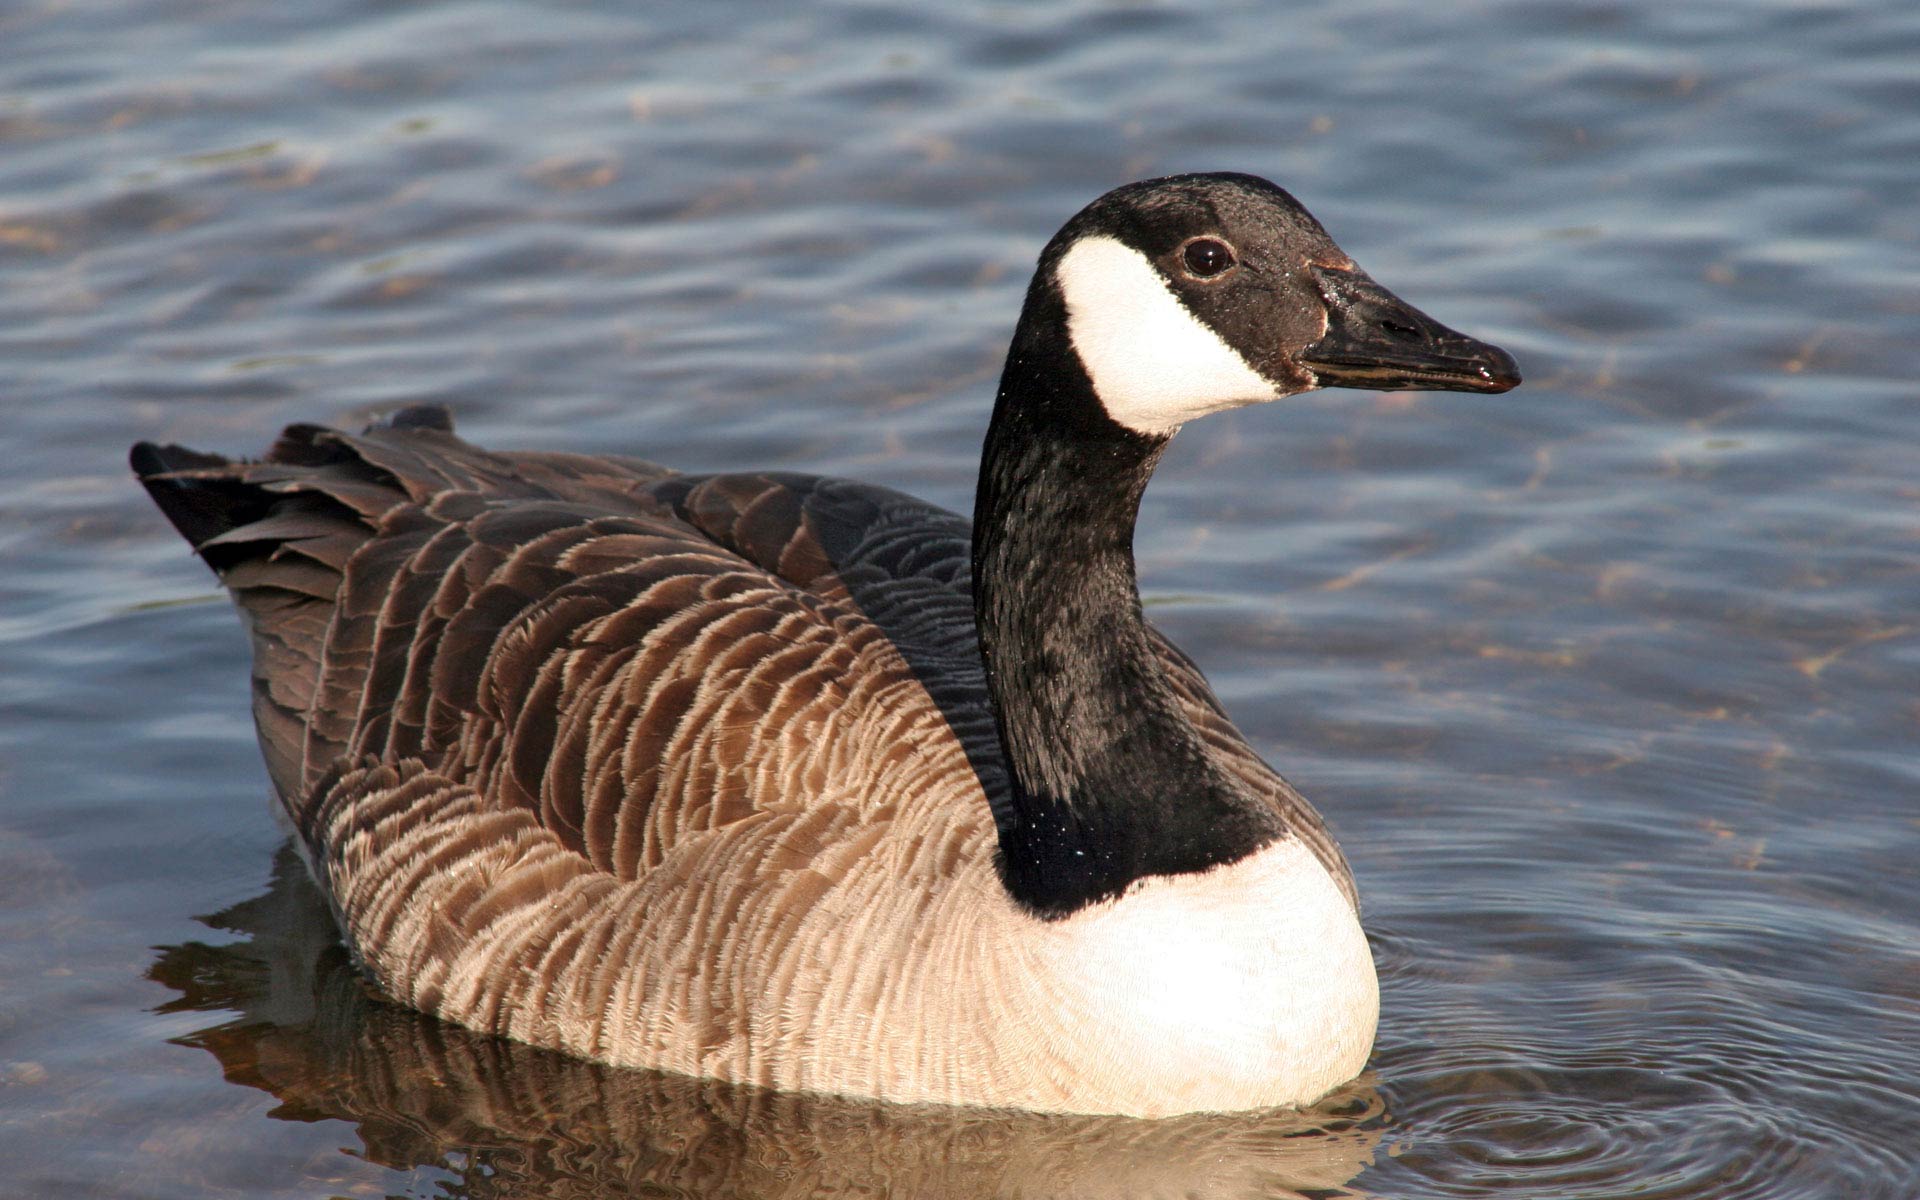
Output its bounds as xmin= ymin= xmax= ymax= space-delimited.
xmin=3 ymin=1 xmax=1917 ymax=1196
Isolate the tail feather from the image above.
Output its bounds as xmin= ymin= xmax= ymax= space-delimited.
xmin=131 ymin=407 xmax=455 ymax=800
xmin=130 ymin=441 xmax=270 ymax=554
xmin=132 ymin=404 xmax=676 ymax=803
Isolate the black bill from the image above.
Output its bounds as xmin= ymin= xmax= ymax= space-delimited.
xmin=1300 ymin=265 xmax=1521 ymax=394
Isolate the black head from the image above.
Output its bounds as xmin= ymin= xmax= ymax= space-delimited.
xmin=1027 ymin=172 xmax=1519 ymax=436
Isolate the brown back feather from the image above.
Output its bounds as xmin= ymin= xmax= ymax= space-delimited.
xmin=134 ymin=405 xmax=1352 ymax=904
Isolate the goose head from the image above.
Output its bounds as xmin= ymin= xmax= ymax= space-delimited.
xmin=1013 ymin=171 xmax=1519 ymax=437
xmin=973 ymin=174 xmax=1521 ymax=920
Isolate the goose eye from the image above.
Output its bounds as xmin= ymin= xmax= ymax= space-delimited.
xmin=1180 ymin=238 xmax=1236 ymax=279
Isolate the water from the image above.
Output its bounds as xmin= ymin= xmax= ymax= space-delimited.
xmin=2 ymin=0 xmax=1916 ymax=1196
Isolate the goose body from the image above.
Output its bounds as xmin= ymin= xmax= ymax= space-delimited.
xmin=134 ymin=174 xmax=1517 ymax=1117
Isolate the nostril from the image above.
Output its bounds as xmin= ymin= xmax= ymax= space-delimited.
xmin=1382 ymin=320 xmax=1420 ymax=342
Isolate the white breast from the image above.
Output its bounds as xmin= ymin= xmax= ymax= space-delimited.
xmin=1004 ymin=836 xmax=1379 ymax=1116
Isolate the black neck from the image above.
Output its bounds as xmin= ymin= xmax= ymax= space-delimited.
xmin=971 ymin=285 xmax=1283 ymax=919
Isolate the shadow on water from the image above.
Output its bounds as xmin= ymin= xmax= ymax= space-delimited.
xmin=148 ymin=844 xmax=1387 ymax=1200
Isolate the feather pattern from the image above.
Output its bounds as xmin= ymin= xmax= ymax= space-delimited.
xmin=134 ymin=408 xmax=1370 ymax=1115
xmin=121 ymin=172 xmax=1531 ymax=1116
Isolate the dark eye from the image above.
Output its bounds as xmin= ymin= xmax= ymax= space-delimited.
xmin=1181 ymin=237 xmax=1236 ymax=279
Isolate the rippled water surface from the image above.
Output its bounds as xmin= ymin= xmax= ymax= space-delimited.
xmin=4 ymin=1 xmax=1917 ymax=1196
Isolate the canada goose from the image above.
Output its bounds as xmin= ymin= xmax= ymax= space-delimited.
xmin=133 ymin=173 xmax=1518 ymax=1119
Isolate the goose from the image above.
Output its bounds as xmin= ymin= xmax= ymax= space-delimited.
xmin=132 ymin=172 xmax=1518 ymax=1119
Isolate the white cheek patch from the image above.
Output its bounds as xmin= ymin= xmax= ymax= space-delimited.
xmin=1056 ymin=236 xmax=1279 ymax=435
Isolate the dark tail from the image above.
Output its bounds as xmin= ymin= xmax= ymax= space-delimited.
xmin=130 ymin=406 xmax=457 ymax=799
xmin=131 ymin=403 xmax=680 ymax=804
xmin=131 ymin=403 xmax=460 ymax=569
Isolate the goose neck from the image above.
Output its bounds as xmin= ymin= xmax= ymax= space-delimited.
xmin=970 ymin=323 xmax=1283 ymax=918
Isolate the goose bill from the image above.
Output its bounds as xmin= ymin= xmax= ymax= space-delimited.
xmin=1299 ymin=265 xmax=1520 ymax=394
